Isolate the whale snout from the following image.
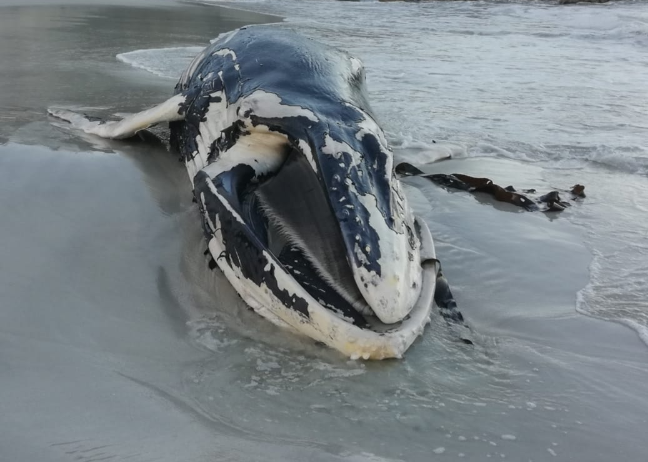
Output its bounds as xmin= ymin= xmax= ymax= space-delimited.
xmin=333 ymin=175 xmax=423 ymax=324
xmin=354 ymin=227 xmax=423 ymax=324
xmin=309 ymin=127 xmax=423 ymax=325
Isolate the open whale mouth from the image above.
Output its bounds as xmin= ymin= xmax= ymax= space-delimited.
xmin=193 ymin=139 xmax=437 ymax=358
xmin=246 ymin=148 xmax=377 ymax=327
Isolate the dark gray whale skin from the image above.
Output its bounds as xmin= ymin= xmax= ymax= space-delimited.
xmin=170 ymin=26 xmax=420 ymax=326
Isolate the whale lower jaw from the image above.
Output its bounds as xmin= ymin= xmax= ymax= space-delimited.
xmin=208 ymin=217 xmax=437 ymax=360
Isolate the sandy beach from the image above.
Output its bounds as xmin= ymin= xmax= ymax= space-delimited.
xmin=1 ymin=1 xmax=648 ymax=461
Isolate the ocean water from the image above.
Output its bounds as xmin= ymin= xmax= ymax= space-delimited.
xmin=3 ymin=1 xmax=648 ymax=461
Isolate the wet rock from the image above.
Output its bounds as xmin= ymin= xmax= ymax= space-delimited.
xmin=571 ymin=184 xmax=586 ymax=197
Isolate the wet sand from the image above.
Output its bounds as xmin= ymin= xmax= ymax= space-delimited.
xmin=2 ymin=1 xmax=648 ymax=461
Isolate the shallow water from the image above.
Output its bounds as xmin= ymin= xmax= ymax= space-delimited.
xmin=2 ymin=1 xmax=648 ymax=461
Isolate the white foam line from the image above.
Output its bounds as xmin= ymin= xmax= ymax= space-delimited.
xmin=116 ymin=46 xmax=205 ymax=79
xmin=576 ymin=289 xmax=648 ymax=348
xmin=193 ymin=1 xmax=285 ymax=24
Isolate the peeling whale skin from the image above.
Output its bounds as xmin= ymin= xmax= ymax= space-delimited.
xmin=49 ymin=26 xmax=446 ymax=359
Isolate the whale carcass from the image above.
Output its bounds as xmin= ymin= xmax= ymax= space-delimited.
xmin=49 ymin=26 xmax=468 ymax=359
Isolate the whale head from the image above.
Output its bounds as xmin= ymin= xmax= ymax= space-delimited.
xmin=179 ymin=26 xmax=426 ymax=335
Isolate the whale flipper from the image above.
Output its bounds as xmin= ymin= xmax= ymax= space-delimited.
xmin=48 ymin=93 xmax=187 ymax=140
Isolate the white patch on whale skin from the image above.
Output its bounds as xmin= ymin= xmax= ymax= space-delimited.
xmin=239 ymin=90 xmax=319 ymax=123
xmin=342 ymin=104 xmax=398 ymax=214
xmin=345 ymin=103 xmax=391 ymax=151
xmin=202 ymin=129 xmax=288 ymax=179
xmin=193 ymin=120 xmax=214 ymax=174
xmin=205 ymin=178 xmax=249 ymax=228
xmin=321 ymin=133 xmax=364 ymax=170
xmin=297 ymin=138 xmax=318 ymax=173
xmin=212 ymin=48 xmax=238 ymax=61
xmin=199 ymin=192 xmax=216 ymax=233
